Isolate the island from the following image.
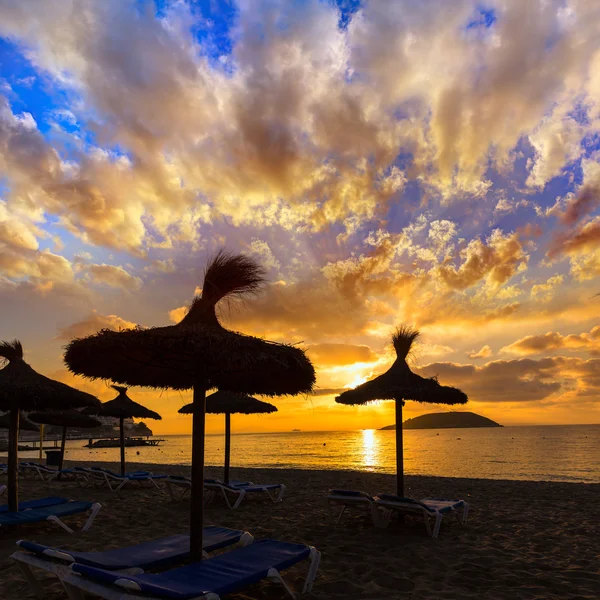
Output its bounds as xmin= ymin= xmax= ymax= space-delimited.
xmin=380 ymin=411 xmax=502 ymax=430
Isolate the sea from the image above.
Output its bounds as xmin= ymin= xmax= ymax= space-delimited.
xmin=7 ymin=425 xmax=600 ymax=484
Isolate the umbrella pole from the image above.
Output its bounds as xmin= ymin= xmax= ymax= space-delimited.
xmin=190 ymin=385 xmax=207 ymax=561
xmin=224 ymin=413 xmax=231 ymax=484
xmin=119 ymin=417 xmax=125 ymax=476
xmin=58 ymin=425 xmax=67 ymax=481
xmin=8 ymin=409 xmax=19 ymax=512
xmin=395 ymin=398 xmax=404 ymax=497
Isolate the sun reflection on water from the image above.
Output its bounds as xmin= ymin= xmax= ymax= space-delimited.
xmin=360 ymin=429 xmax=379 ymax=470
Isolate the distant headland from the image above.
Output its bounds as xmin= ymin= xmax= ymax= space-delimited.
xmin=380 ymin=411 xmax=502 ymax=430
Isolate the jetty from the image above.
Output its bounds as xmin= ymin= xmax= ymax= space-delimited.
xmin=84 ymin=437 xmax=165 ymax=448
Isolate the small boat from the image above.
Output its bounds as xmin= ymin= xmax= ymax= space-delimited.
xmin=292 ymin=428 xmax=301 ymax=432
xmin=84 ymin=437 xmax=164 ymax=448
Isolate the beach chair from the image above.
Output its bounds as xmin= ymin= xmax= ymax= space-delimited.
xmin=0 ymin=484 xmax=5 ymax=496
xmin=88 ymin=467 xmax=167 ymax=492
xmin=0 ymin=463 xmax=7 ymax=475
xmin=205 ymin=479 xmax=285 ymax=509
xmin=326 ymin=490 xmax=376 ymax=525
xmin=62 ymin=538 xmax=321 ymax=599
xmin=0 ymin=500 xmax=102 ymax=534
xmin=0 ymin=496 xmax=69 ymax=514
xmin=48 ymin=466 xmax=95 ymax=486
xmin=18 ymin=462 xmax=60 ymax=481
xmin=372 ymin=495 xmax=469 ymax=538
xmin=13 ymin=526 xmax=253 ymax=600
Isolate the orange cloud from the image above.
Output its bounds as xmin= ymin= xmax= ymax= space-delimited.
xmin=57 ymin=312 xmax=137 ymax=340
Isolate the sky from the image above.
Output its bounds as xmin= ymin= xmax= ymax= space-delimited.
xmin=1 ymin=0 xmax=600 ymax=435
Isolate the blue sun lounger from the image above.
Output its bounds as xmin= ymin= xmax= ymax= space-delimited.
xmin=0 ymin=496 xmax=69 ymax=514
xmin=0 ymin=500 xmax=101 ymax=534
xmin=12 ymin=526 xmax=253 ymax=600
xmin=88 ymin=468 xmax=167 ymax=492
xmin=62 ymin=539 xmax=321 ymax=599
xmin=372 ymin=495 xmax=469 ymax=538
xmin=326 ymin=490 xmax=376 ymax=525
xmin=204 ymin=479 xmax=285 ymax=509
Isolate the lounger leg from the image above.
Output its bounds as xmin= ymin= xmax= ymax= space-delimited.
xmin=303 ymin=547 xmax=322 ymax=594
xmin=46 ymin=515 xmax=75 ymax=534
xmin=267 ymin=568 xmax=296 ymax=599
xmin=115 ymin=478 xmax=127 ymax=492
xmin=61 ymin=580 xmax=87 ymax=600
xmin=231 ymin=489 xmax=246 ymax=509
xmin=276 ymin=484 xmax=286 ymax=502
xmin=335 ymin=504 xmax=346 ymax=525
xmin=462 ymin=502 xmax=469 ymax=526
xmin=432 ymin=513 xmax=442 ymax=538
xmin=81 ymin=502 xmax=102 ymax=531
xmin=15 ymin=561 xmax=47 ymax=600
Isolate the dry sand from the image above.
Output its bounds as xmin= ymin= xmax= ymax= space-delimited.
xmin=1 ymin=460 xmax=599 ymax=599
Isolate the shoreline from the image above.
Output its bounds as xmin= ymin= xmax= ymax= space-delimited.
xmin=2 ymin=461 xmax=599 ymax=599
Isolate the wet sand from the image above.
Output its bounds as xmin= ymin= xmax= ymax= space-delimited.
xmin=1 ymin=460 xmax=599 ymax=599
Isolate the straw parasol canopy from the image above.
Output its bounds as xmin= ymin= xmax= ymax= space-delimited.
xmin=64 ymin=251 xmax=315 ymax=560
xmin=85 ymin=386 xmax=161 ymax=475
xmin=0 ymin=412 xmax=39 ymax=432
xmin=0 ymin=340 xmax=100 ymax=511
xmin=179 ymin=391 xmax=277 ymax=483
xmin=29 ymin=410 xmax=102 ymax=478
xmin=336 ymin=327 xmax=467 ymax=496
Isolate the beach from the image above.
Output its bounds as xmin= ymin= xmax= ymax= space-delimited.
xmin=1 ymin=461 xmax=599 ymax=599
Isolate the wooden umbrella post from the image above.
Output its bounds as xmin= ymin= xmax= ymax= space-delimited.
xmin=8 ymin=408 xmax=19 ymax=512
xmin=58 ymin=425 xmax=67 ymax=481
xmin=190 ymin=384 xmax=207 ymax=561
xmin=224 ymin=412 xmax=231 ymax=484
xmin=395 ymin=397 xmax=404 ymax=498
xmin=119 ymin=417 xmax=125 ymax=476
xmin=39 ymin=424 xmax=44 ymax=461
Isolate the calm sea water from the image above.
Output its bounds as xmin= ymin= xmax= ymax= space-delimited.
xmin=7 ymin=425 xmax=600 ymax=483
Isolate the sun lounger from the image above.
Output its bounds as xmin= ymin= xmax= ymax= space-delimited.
xmin=166 ymin=477 xmax=253 ymax=503
xmin=0 ymin=500 xmax=102 ymax=534
xmin=326 ymin=489 xmax=376 ymax=525
xmin=18 ymin=462 xmax=60 ymax=481
xmin=372 ymin=495 xmax=469 ymax=538
xmin=62 ymin=538 xmax=320 ymax=599
xmin=0 ymin=496 xmax=69 ymax=514
xmin=88 ymin=467 xmax=166 ymax=492
xmin=13 ymin=526 xmax=253 ymax=600
xmin=205 ymin=479 xmax=285 ymax=509
xmin=0 ymin=484 xmax=5 ymax=496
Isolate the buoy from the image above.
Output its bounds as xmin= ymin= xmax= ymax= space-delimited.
xmin=456 ymin=437 xmax=461 ymax=440
xmin=323 ymin=443 xmax=326 ymax=446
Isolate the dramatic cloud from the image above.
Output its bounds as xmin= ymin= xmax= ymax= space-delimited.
xmin=306 ymin=343 xmax=378 ymax=366
xmin=1 ymin=0 xmax=600 ymax=429
xmin=57 ymin=312 xmax=137 ymax=340
xmin=435 ymin=230 xmax=528 ymax=291
xmin=418 ymin=359 xmax=562 ymax=403
xmin=502 ymin=326 xmax=600 ymax=356
xmin=467 ymin=345 xmax=493 ymax=359
xmin=84 ymin=264 xmax=142 ymax=290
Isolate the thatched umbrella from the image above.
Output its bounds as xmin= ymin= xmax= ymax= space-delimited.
xmin=0 ymin=412 xmax=39 ymax=432
xmin=179 ymin=391 xmax=277 ymax=484
xmin=336 ymin=327 xmax=467 ymax=497
xmin=0 ymin=341 xmax=100 ymax=511
xmin=64 ymin=251 xmax=315 ymax=560
xmin=29 ymin=410 xmax=102 ymax=478
xmin=84 ymin=386 xmax=161 ymax=476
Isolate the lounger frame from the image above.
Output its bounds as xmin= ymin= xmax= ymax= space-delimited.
xmin=12 ymin=529 xmax=254 ymax=600
xmin=0 ymin=502 xmax=101 ymax=535
xmin=60 ymin=545 xmax=320 ymax=600
xmin=89 ymin=469 xmax=164 ymax=492
xmin=326 ymin=491 xmax=376 ymax=525
xmin=205 ymin=481 xmax=286 ymax=509
xmin=372 ymin=497 xmax=469 ymax=538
